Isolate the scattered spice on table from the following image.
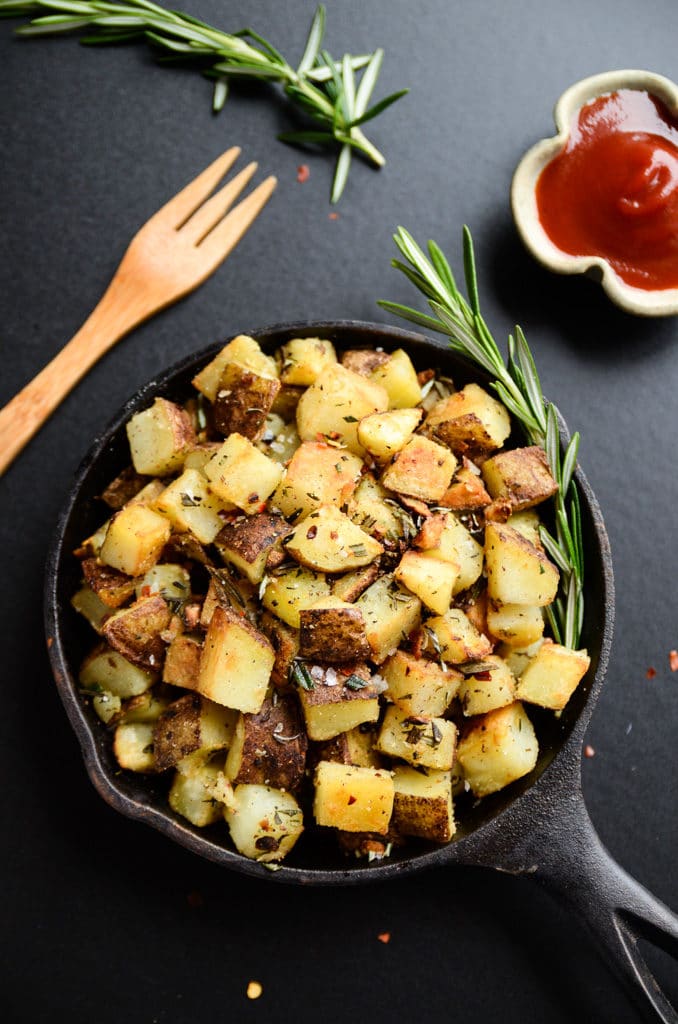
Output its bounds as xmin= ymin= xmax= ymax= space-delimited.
xmin=669 ymin=650 xmax=678 ymax=671
xmin=377 ymin=931 xmax=391 ymax=944
xmin=329 ymin=212 xmax=339 ymax=220
xmin=297 ymin=164 xmax=310 ymax=183
xmin=247 ymin=981 xmax=263 ymax=1000
xmin=584 ymin=744 xmax=596 ymax=758
xmin=646 ymin=666 xmax=657 ymax=679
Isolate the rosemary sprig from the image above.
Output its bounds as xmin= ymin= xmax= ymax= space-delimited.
xmin=379 ymin=226 xmax=584 ymax=649
xmin=0 ymin=1 xmax=407 ymax=203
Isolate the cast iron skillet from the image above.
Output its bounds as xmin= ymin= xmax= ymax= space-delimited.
xmin=45 ymin=320 xmax=678 ymax=1021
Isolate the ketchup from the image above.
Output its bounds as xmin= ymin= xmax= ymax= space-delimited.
xmin=536 ymin=89 xmax=678 ymax=291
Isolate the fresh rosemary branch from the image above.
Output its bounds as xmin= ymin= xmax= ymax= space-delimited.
xmin=379 ymin=226 xmax=585 ymax=649
xmin=0 ymin=1 xmax=407 ymax=203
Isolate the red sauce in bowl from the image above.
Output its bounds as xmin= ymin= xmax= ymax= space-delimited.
xmin=536 ymin=89 xmax=678 ymax=291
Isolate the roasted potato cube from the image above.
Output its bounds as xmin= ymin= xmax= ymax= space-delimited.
xmin=485 ymin=522 xmax=559 ymax=606
xmin=113 ymin=721 xmax=156 ymax=773
xmin=496 ymin=638 xmax=545 ymax=680
xmin=197 ymin=605 xmax=274 ymax=714
xmin=457 ymin=702 xmax=538 ymax=797
xmin=369 ymin=348 xmax=422 ymax=409
xmin=81 ymin=558 xmax=137 ymax=609
xmin=154 ymin=468 xmax=231 ymax=544
xmin=299 ymin=597 xmax=371 ymax=662
xmin=280 ymin=336 xmax=338 ymax=385
xmin=192 ymin=334 xmax=278 ymax=401
xmin=313 ymin=761 xmax=394 ymax=834
xmin=413 ymin=512 xmax=483 ymax=594
xmin=439 ymin=460 xmax=492 ymax=511
xmin=506 ymin=508 xmax=543 ymax=548
xmin=295 ymin=363 xmax=388 ymax=456
xmin=99 ymin=504 xmax=171 ymax=577
xmin=515 ymin=640 xmax=590 ymax=710
xmin=486 ymin=601 xmax=545 ymax=647
xmin=424 ymin=607 xmax=493 ymax=665
xmin=182 ymin=442 xmax=222 ymax=475
xmin=347 ymin=474 xmax=410 ymax=542
xmin=225 ymin=693 xmax=307 ymax=790
xmin=270 ymin=442 xmax=363 ymax=520
xmin=79 ymin=644 xmax=156 ymax=698
xmin=126 ymin=397 xmax=195 ymax=476
xmin=169 ymin=759 xmax=227 ymax=827
xmin=481 ymin=445 xmax=558 ymax=511
xmin=71 ymin=585 xmax=111 ymax=633
xmin=91 ymin=691 xmax=123 ymax=725
xmin=212 ymin=362 xmax=281 ymax=440
xmin=381 ymin=650 xmax=461 ymax=717
xmin=341 ymin=348 xmax=390 ymax=376
xmin=394 ymin=550 xmax=457 ymax=615
xmin=120 ymin=690 xmax=173 ymax=725
xmin=226 ymin=784 xmax=303 ymax=862
xmin=458 ymin=654 xmax=517 ymax=716
xmin=101 ymin=594 xmax=171 ymax=672
xmin=99 ymin=466 xmax=148 ymax=510
xmin=296 ymin=665 xmax=381 ymax=741
xmin=214 ymin=514 xmax=292 ymax=584
xmin=262 ymin=565 xmax=331 ymax=629
xmin=311 ymin=726 xmax=382 ymax=769
xmin=355 ymin=573 xmax=422 ymax=663
xmin=356 ymin=407 xmax=423 ymax=462
xmin=259 ymin=612 xmax=301 ymax=688
xmin=331 ymin=563 xmax=380 ymax=602
xmin=381 ymin=435 xmax=457 ymax=502
xmin=204 ymin=433 xmax=283 ymax=514
xmin=258 ymin=419 xmax=301 ymax=465
xmin=152 ymin=694 xmax=235 ymax=771
xmin=136 ymin=563 xmax=190 ymax=606
xmin=285 ymin=504 xmax=383 ymax=573
xmin=392 ymin=765 xmax=455 ymax=842
xmin=423 ymin=382 xmax=511 ymax=456
xmin=376 ymin=706 xmax=458 ymax=770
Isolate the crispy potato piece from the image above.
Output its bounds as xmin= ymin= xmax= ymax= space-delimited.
xmin=354 ymin=573 xmax=421 ymax=663
xmin=212 ymin=362 xmax=281 ymax=440
xmin=153 ymin=693 xmax=202 ymax=770
xmin=484 ymin=522 xmax=559 ymax=606
xmin=99 ymin=504 xmax=171 ymax=577
xmin=413 ymin=512 xmax=483 ymax=595
xmin=439 ymin=460 xmax=492 ymax=511
xmin=311 ymin=725 xmax=382 ymax=769
xmin=394 ymin=549 xmax=457 ymax=615
xmin=357 ymin=408 xmax=423 ymax=462
xmin=296 ymin=664 xmax=380 ymax=741
xmin=346 ymin=474 xmax=410 ymax=542
xmin=392 ymin=765 xmax=455 ymax=842
xmin=113 ymin=721 xmax=157 ymax=773
xmin=341 ymin=348 xmax=390 ymax=376
xmin=197 ymin=605 xmax=274 ymax=714
xmin=101 ymin=594 xmax=171 ymax=672
xmin=515 ymin=640 xmax=590 ymax=710
xmin=79 ymin=644 xmax=156 ymax=698
xmin=225 ymin=693 xmax=307 ymax=790
xmin=331 ymin=563 xmax=380 ymax=602
xmin=424 ymin=607 xmax=493 ymax=665
xmin=192 ymin=334 xmax=278 ymax=401
xmin=270 ymin=442 xmax=363 ymax=520
xmin=486 ymin=601 xmax=545 ymax=647
xmin=71 ymin=585 xmax=111 ymax=633
xmin=169 ymin=758 xmax=229 ymax=827
xmin=423 ymin=383 xmax=511 ymax=457
xmin=226 ymin=784 xmax=303 ymax=862
xmin=481 ymin=445 xmax=558 ymax=511
xmin=81 ymin=558 xmax=137 ymax=609
xmin=381 ymin=435 xmax=457 ymax=503
xmin=381 ymin=650 xmax=461 ymax=717
xmin=155 ymin=468 xmax=231 ymax=544
xmin=458 ymin=654 xmax=517 ymax=716
xmin=369 ymin=349 xmax=422 ymax=409
xmin=100 ymin=466 xmax=148 ymax=510
xmin=126 ymin=397 xmax=195 ymax=476
xmin=295 ymin=363 xmax=389 ymax=456
xmin=214 ymin=513 xmax=292 ymax=584
xmin=261 ymin=565 xmax=331 ymax=629
xmin=285 ymin=504 xmax=383 ymax=573
xmin=376 ymin=706 xmax=458 ymax=770
xmin=313 ymin=761 xmax=394 ymax=834
xmin=280 ymin=337 xmax=338 ymax=386
xmin=204 ymin=433 xmax=283 ymax=514
xmin=299 ymin=596 xmax=371 ymax=662
xmin=457 ymin=702 xmax=538 ymax=797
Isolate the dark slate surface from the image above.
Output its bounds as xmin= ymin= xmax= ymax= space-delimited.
xmin=2 ymin=1 xmax=678 ymax=1021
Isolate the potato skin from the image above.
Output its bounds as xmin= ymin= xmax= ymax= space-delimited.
xmin=226 ymin=694 xmax=307 ymax=791
xmin=299 ymin=604 xmax=371 ymax=663
xmin=153 ymin=693 xmax=202 ymax=771
xmin=341 ymin=349 xmax=390 ymax=376
xmin=213 ymin=363 xmax=281 ymax=440
xmin=81 ymin=558 xmax=137 ymax=609
xmin=101 ymin=594 xmax=171 ymax=672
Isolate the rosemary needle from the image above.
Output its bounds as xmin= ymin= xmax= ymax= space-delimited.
xmin=379 ymin=226 xmax=585 ymax=649
xmin=0 ymin=1 xmax=407 ymax=203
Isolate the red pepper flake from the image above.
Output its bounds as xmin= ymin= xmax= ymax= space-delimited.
xmin=347 ymin=794 xmax=357 ymax=805
xmin=297 ymin=164 xmax=310 ymax=183
xmin=584 ymin=744 xmax=595 ymax=759
xmin=670 ymin=650 xmax=678 ymax=671
xmin=646 ymin=666 xmax=657 ymax=679
xmin=329 ymin=212 xmax=339 ymax=220
xmin=141 ymin=585 xmax=152 ymax=597
xmin=186 ymin=890 xmax=204 ymax=908
xmin=377 ymin=932 xmax=391 ymax=944
xmin=247 ymin=981 xmax=263 ymax=1000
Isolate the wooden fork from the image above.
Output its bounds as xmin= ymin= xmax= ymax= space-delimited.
xmin=0 ymin=147 xmax=277 ymax=477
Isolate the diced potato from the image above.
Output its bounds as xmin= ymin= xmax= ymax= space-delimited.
xmin=204 ymin=433 xmax=283 ymax=514
xmin=331 ymin=563 xmax=380 ymax=602
xmin=486 ymin=601 xmax=545 ymax=647
xmin=92 ymin=691 xmax=123 ymax=725
xmin=297 ymin=666 xmax=380 ymax=741
xmin=81 ymin=558 xmax=137 ymax=609
xmin=280 ymin=336 xmax=338 ymax=386
xmin=515 ymin=640 xmax=591 ymax=710
xmin=299 ymin=596 xmax=371 ymax=662
xmin=212 ymin=362 xmax=281 ymax=440
xmin=214 ymin=513 xmax=292 ymax=584
xmin=357 ymin=408 xmax=423 ymax=462
xmin=71 ymin=585 xmax=112 ymax=633
xmin=270 ymin=442 xmax=363 ymax=520
xmin=226 ymin=784 xmax=303 ymax=862
xmin=481 ymin=446 xmax=558 ymax=511
xmin=381 ymin=650 xmax=461 ymax=717
xmin=347 ymin=474 xmax=410 ymax=542
xmin=423 ymin=382 xmax=511 ymax=456
xmin=163 ymin=634 xmax=202 ymax=689
xmin=413 ymin=512 xmax=483 ymax=594
xmin=182 ymin=442 xmax=222 ymax=475
xmin=506 ymin=508 xmax=543 ymax=548
xmin=355 ymin=574 xmax=421 ymax=663
xmin=458 ymin=654 xmax=517 ymax=716
xmin=99 ymin=504 xmax=171 ymax=577
xmin=136 ymin=563 xmax=191 ymax=605
xmin=381 ymin=435 xmax=457 ymax=502
xmin=225 ymin=694 xmax=307 ymax=790
xmin=439 ymin=461 xmax=492 ymax=511
xmin=392 ymin=765 xmax=455 ymax=842
xmin=113 ymin=721 xmax=156 ymax=773
xmin=285 ymin=504 xmax=383 ymax=573
xmin=485 ymin=522 xmax=559 ymax=606
xmin=261 ymin=565 xmax=331 ymax=629
xmin=312 ymin=726 xmax=382 ymax=769
xmin=457 ymin=702 xmax=538 ymax=797
xmin=313 ymin=761 xmax=394 ymax=834
xmin=192 ymin=334 xmax=278 ymax=401
xmin=424 ymin=608 xmax=493 ymax=665
xmin=79 ymin=644 xmax=156 ymax=698
xmin=126 ymin=397 xmax=195 ymax=476
xmin=497 ymin=638 xmax=545 ymax=679
xmin=376 ymin=706 xmax=457 ymax=770
xmin=99 ymin=466 xmax=147 ymax=510
xmin=369 ymin=348 xmax=422 ymax=409
xmin=259 ymin=420 xmax=301 ymax=465
xmin=341 ymin=348 xmax=390 ymax=376
xmin=169 ymin=759 xmax=226 ymax=827
xmin=118 ymin=690 xmax=173 ymax=725
xmin=197 ymin=605 xmax=274 ymax=714
xmin=155 ymin=468 xmax=231 ymax=544
xmin=295 ymin=363 xmax=389 ymax=456
xmin=394 ymin=550 xmax=457 ymax=614
xmin=153 ymin=694 xmax=235 ymax=771
xmin=101 ymin=594 xmax=171 ymax=672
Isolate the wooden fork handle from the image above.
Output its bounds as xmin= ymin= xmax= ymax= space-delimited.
xmin=0 ymin=277 xmax=151 ymax=477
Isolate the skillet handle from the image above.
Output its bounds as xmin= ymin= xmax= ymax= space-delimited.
xmin=527 ymin=794 xmax=678 ymax=1023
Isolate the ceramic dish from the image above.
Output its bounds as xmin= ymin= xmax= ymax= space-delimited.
xmin=512 ymin=70 xmax=678 ymax=317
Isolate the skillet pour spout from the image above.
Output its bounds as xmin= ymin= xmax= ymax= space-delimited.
xmin=45 ymin=320 xmax=678 ymax=1023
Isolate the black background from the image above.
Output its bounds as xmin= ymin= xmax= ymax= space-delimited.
xmin=2 ymin=1 xmax=678 ymax=1021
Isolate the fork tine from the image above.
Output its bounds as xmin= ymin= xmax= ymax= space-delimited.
xmin=179 ymin=161 xmax=259 ymax=244
xmin=198 ymin=175 xmax=278 ymax=267
xmin=155 ymin=146 xmax=242 ymax=228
